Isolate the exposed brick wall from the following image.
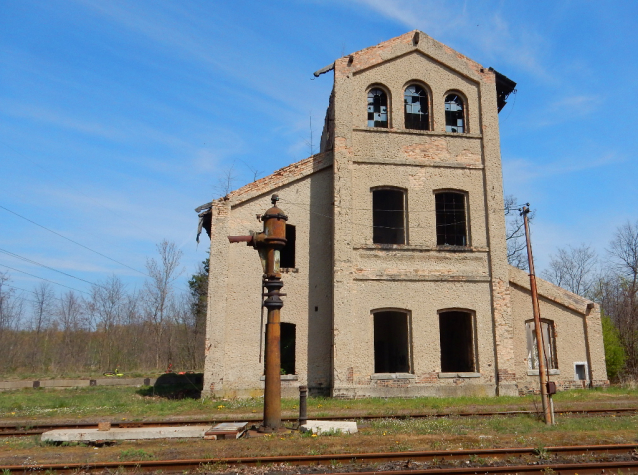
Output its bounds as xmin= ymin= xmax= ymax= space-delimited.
xmin=224 ymin=152 xmax=333 ymax=206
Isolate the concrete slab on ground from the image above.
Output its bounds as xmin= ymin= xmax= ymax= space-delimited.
xmin=300 ymin=420 xmax=358 ymax=435
xmin=204 ymin=422 xmax=248 ymax=440
xmin=42 ymin=425 xmax=211 ymax=442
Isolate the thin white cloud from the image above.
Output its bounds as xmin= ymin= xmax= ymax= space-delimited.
xmin=503 ymin=152 xmax=623 ymax=188
xmin=347 ymin=0 xmax=551 ymax=79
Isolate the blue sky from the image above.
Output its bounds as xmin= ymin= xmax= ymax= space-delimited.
xmin=1 ymin=0 xmax=636 ymax=302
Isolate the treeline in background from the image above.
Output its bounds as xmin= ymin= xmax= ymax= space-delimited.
xmin=1 ymin=210 xmax=638 ymax=383
xmin=0 ymin=241 xmax=207 ymax=378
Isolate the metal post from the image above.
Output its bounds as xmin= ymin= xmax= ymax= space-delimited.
xmin=299 ymin=385 xmax=308 ymax=427
xmin=521 ymin=205 xmax=552 ymax=425
xmin=263 ymin=276 xmax=283 ymax=430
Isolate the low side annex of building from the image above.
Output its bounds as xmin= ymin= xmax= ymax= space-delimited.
xmin=197 ymin=30 xmax=608 ymax=398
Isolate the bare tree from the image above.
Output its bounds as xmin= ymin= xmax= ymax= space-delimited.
xmin=602 ymin=221 xmax=638 ymax=375
xmin=504 ymin=195 xmax=533 ymax=270
xmin=56 ymin=291 xmax=86 ymax=370
xmin=0 ymin=272 xmax=24 ymax=369
xmin=543 ymin=244 xmax=598 ymax=297
xmin=609 ymin=221 xmax=638 ymax=289
xmin=143 ymin=240 xmax=184 ymax=368
xmin=87 ymin=275 xmax=126 ymax=370
xmin=30 ymin=282 xmax=55 ymax=370
xmin=214 ymin=161 xmax=238 ymax=197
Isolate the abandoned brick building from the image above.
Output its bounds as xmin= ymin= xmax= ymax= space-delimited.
xmin=196 ymin=31 xmax=608 ymax=398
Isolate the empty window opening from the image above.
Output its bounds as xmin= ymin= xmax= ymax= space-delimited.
xmin=367 ymin=88 xmax=388 ymax=128
xmin=435 ymin=192 xmax=467 ymax=246
xmin=374 ymin=311 xmax=411 ymax=373
xmin=280 ymin=224 xmax=296 ymax=268
xmin=404 ymin=85 xmax=429 ymax=130
xmin=575 ymin=363 xmax=587 ymax=381
xmin=439 ymin=311 xmax=475 ymax=372
xmin=280 ymin=322 xmax=296 ymax=375
xmin=445 ymin=94 xmax=465 ymax=133
xmin=525 ymin=320 xmax=558 ymax=370
xmin=373 ymin=188 xmax=406 ymax=245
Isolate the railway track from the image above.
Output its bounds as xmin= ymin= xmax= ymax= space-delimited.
xmin=1 ymin=443 xmax=637 ymax=473
xmin=0 ymin=407 xmax=636 ymax=437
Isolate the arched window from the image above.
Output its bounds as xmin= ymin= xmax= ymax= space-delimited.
xmin=373 ymin=310 xmax=412 ymax=373
xmin=404 ymin=84 xmax=429 ymax=130
xmin=372 ymin=187 xmax=406 ymax=244
xmin=367 ymin=88 xmax=388 ymax=128
xmin=439 ymin=310 xmax=476 ymax=372
xmin=435 ymin=191 xmax=467 ymax=246
xmin=444 ymin=93 xmax=465 ymax=133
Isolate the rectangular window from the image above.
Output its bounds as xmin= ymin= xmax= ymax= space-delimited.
xmin=280 ymin=224 xmax=296 ymax=268
xmin=525 ymin=320 xmax=558 ymax=370
xmin=439 ymin=311 xmax=475 ymax=372
xmin=372 ymin=188 xmax=406 ymax=245
xmin=374 ymin=311 xmax=411 ymax=373
xmin=435 ymin=192 xmax=467 ymax=246
xmin=280 ymin=322 xmax=296 ymax=375
xmin=574 ymin=363 xmax=587 ymax=381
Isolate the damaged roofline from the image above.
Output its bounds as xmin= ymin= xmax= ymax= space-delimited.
xmin=313 ymin=62 xmax=335 ymax=78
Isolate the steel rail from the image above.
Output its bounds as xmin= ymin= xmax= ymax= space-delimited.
xmin=1 ymin=407 xmax=637 ymax=437
xmin=1 ymin=444 xmax=637 ymax=473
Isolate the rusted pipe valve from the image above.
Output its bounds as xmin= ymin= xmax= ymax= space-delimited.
xmin=227 ymin=194 xmax=288 ymax=432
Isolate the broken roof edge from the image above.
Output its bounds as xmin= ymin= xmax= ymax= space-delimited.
xmin=213 ymin=152 xmax=333 ymax=211
xmin=508 ymin=265 xmax=595 ymax=316
xmin=334 ymin=30 xmax=487 ymax=80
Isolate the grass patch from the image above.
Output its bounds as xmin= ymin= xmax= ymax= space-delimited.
xmin=0 ymin=385 xmax=638 ymax=422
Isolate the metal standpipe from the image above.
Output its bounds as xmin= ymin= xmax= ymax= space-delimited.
xmin=228 ymin=194 xmax=288 ymax=432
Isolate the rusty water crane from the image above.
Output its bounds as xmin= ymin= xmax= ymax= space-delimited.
xmin=228 ymin=194 xmax=287 ymax=431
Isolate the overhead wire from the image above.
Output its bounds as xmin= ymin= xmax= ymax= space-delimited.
xmin=0 ymin=248 xmax=100 ymax=288
xmin=0 ymin=205 xmax=149 ymax=277
xmin=0 ymin=141 xmax=158 ymax=241
xmin=0 ymin=263 xmax=90 ymax=295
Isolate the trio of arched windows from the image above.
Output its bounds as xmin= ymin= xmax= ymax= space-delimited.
xmin=371 ymin=188 xmax=468 ymax=246
xmin=367 ymin=86 xmax=465 ymax=132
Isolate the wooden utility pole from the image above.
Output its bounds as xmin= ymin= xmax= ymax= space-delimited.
xmin=521 ymin=205 xmax=552 ymax=425
xmin=228 ymin=194 xmax=288 ymax=431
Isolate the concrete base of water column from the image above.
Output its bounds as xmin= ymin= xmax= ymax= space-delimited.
xmin=41 ymin=425 xmax=212 ymax=442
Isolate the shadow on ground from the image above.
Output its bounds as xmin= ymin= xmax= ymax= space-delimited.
xmin=137 ymin=373 xmax=204 ymax=399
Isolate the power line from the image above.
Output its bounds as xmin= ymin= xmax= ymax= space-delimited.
xmin=0 ymin=248 xmax=99 ymax=288
xmin=0 ymin=263 xmax=90 ymax=295
xmin=1 ymin=283 xmax=66 ymax=302
xmin=0 ymin=205 xmax=148 ymax=277
xmin=0 ymin=141 xmax=160 ymax=244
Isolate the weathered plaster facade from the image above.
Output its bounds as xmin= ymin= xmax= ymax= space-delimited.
xmin=198 ymin=31 xmax=608 ymax=399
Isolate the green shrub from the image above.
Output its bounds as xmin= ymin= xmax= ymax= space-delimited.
xmin=602 ymin=315 xmax=626 ymax=380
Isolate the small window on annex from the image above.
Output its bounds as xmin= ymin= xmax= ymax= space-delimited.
xmin=435 ymin=192 xmax=467 ymax=246
xmin=525 ymin=320 xmax=558 ymax=370
xmin=280 ymin=224 xmax=296 ymax=269
xmin=445 ymin=93 xmax=465 ymax=133
xmin=367 ymin=88 xmax=389 ymax=128
xmin=280 ymin=323 xmax=296 ymax=375
xmin=439 ymin=311 xmax=475 ymax=372
xmin=374 ymin=310 xmax=411 ymax=373
xmin=404 ymin=84 xmax=429 ymax=130
xmin=372 ymin=188 xmax=406 ymax=245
